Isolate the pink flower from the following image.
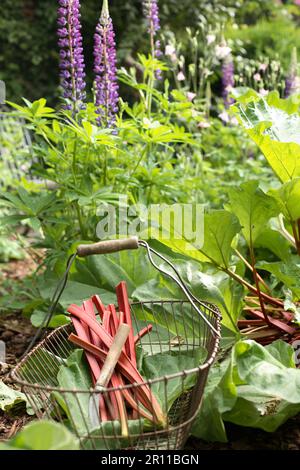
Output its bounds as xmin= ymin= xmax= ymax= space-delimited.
xmin=259 ymin=63 xmax=268 ymax=72
xmin=187 ymin=92 xmax=196 ymax=101
xmin=295 ymin=0 xmax=300 ymax=5
xmin=253 ymin=73 xmax=262 ymax=82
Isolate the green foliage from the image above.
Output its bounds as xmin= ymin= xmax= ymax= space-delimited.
xmin=0 ymin=380 xmax=30 ymax=414
xmin=227 ymin=180 xmax=278 ymax=246
xmin=234 ymin=91 xmax=300 ymax=182
xmin=0 ymin=420 xmax=79 ymax=450
xmin=193 ymin=339 xmax=300 ymax=442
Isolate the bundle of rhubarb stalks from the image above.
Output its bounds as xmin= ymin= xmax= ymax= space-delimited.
xmin=67 ymin=281 xmax=166 ymax=436
xmin=239 ymin=294 xmax=300 ymax=348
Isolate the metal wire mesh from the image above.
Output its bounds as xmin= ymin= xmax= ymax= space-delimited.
xmin=11 ymin=300 xmax=220 ymax=450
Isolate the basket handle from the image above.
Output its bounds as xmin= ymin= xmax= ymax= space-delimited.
xmin=77 ymin=237 xmax=139 ymax=257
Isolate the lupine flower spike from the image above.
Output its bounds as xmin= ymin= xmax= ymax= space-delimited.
xmin=143 ymin=0 xmax=162 ymax=80
xmin=94 ymin=0 xmax=119 ymax=127
xmin=57 ymin=0 xmax=86 ymax=111
xmin=285 ymin=47 xmax=300 ymax=98
xmin=222 ymin=54 xmax=235 ymax=109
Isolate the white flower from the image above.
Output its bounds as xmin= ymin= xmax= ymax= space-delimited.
xmin=198 ymin=121 xmax=211 ymax=129
xmin=218 ymin=111 xmax=230 ymax=123
xmin=253 ymin=73 xmax=262 ymax=82
xmin=218 ymin=112 xmax=238 ymax=125
xmin=142 ymin=118 xmax=160 ymax=129
xmin=177 ymin=71 xmax=186 ymax=81
xmin=165 ymin=44 xmax=176 ymax=56
xmin=187 ymin=92 xmax=196 ymax=101
xmin=215 ymin=44 xmax=231 ymax=60
xmin=207 ymin=34 xmax=216 ymax=45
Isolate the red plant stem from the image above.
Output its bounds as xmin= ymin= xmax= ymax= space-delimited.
xmin=249 ymin=245 xmax=270 ymax=326
xmin=102 ymin=310 xmax=111 ymax=338
xmin=247 ymin=309 xmax=296 ymax=335
xmin=68 ymin=331 xmax=165 ymax=425
xmin=108 ymin=304 xmax=119 ymax=335
xmin=92 ymin=295 xmax=106 ymax=319
xmin=226 ymin=269 xmax=284 ymax=307
xmin=83 ymin=300 xmax=101 ymax=348
xmin=116 ymin=282 xmax=136 ymax=366
xmin=108 ymin=307 xmax=151 ymax=420
xmin=134 ymin=325 xmax=153 ymax=344
xmin=106 ymin=311 xmax=128 ymax=435
xmin=71 ymin=316 xmax=108 ymax=421
xmin=238 ymin=319 xmax=265 ymax=326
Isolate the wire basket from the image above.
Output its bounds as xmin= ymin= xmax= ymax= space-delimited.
xmin=11 ymin=238 xmax=221 ymax=450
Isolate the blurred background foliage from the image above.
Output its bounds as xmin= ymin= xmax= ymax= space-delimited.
xmin=0 ymin=0 xmax=299 ymax=103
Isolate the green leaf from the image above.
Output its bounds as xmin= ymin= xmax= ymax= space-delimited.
xmin=192 ymin=353 xmax=237 ymax=442
xmin=223 ymin=340 xmax=300 ymax=432
xmin=2 ymin=420 xmax=79 ymax=450
xmin=234 ymin=93 xmax=300 ymax=182
xmin=30 ymin=310 xmax=70 ymax=328
xmin=0 ymin=381 xmax=28 ymax=414
xmin=55 ymin=349 xmax=92 ymax=435
xmin=269 ymin=177 xmax=300 ymax=223
xmin=37 ymin=275 xmax=114 ymax=308
xmin=227 ymin=181 xmax=278 ymax=246
xmin=258 ymin=259 xmax=300 ymax=299
xmin=140 ymin=348 xmax=207 ymax=412
xmin=255 ymin=226 xmax=291 ymax=262
xmin=82 ymin=420 xmax=145 ymax=450
xmin=158 ymin=210 xmax=241 ymax=269
xmin=72 ymin=249 xmax=155 ymax=296
xmin=193 ymin=339 xmax=300 ymax=441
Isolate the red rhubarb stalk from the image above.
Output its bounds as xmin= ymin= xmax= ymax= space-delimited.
xmin=92 ymin=295 xmax=106 ymax=319
xmin=248 ymin=309 xmax=296 ymax=335
xmin=71 ymin=316 xmax=108 ymax=422
xmin=83 ymin=300 xmax=102 ymax=348
xmin=134 ymin=325 xmax=153 ymax=344
xmin=68 ymin=332 xmax=166 ymax=426
xmin=116 ymin=282 xmax=136 ymax=366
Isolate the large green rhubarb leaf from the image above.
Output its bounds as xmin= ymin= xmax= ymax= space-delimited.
xmin=234 ymin=92 xmax=300 ymax=182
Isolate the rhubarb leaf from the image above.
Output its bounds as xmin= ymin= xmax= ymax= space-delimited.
xmin=140 ymin=347 xmax=207 ymax=411
xmin=227 ymin=181 xmax=278 ymax=246
xmin=234 ymin=92 xmax=300 ymax=182
xmin=0 ymin=420 xmax=79 ymax=450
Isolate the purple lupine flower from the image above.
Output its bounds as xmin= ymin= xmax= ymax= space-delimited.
xmin=57 ymin=0 xmax=86 ymax=111
xmin=143 ymin=0 xmax=162 ymax=79
xmin=93 ymin=0 xmax=119 ymax=127
xmin=285 ymin=47 xmax=300 ymax=97
xmin=222 ymin=54 xmax=235 ymax=108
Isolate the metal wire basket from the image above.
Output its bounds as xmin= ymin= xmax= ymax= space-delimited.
xmin=11 ymin=238 xmax=221 ymax=450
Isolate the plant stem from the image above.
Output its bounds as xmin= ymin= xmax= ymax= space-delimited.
xmin=75 ymin=202 xmax=86 ymax=239
xmin=72 ymin=138 xmax=78 ymax=184
xmin=103 ymin=148 xmax=108 ymax=186
xmin=234 ymin=248 xmax=271 ymax=294
xmin=249 ymin=244 xmax=271 ymax=325
xmin=292 ymin=221 xmax=300 ymax=255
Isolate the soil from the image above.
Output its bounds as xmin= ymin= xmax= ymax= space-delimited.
xmin=1 ymin=257 xmax=300 ymax=449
